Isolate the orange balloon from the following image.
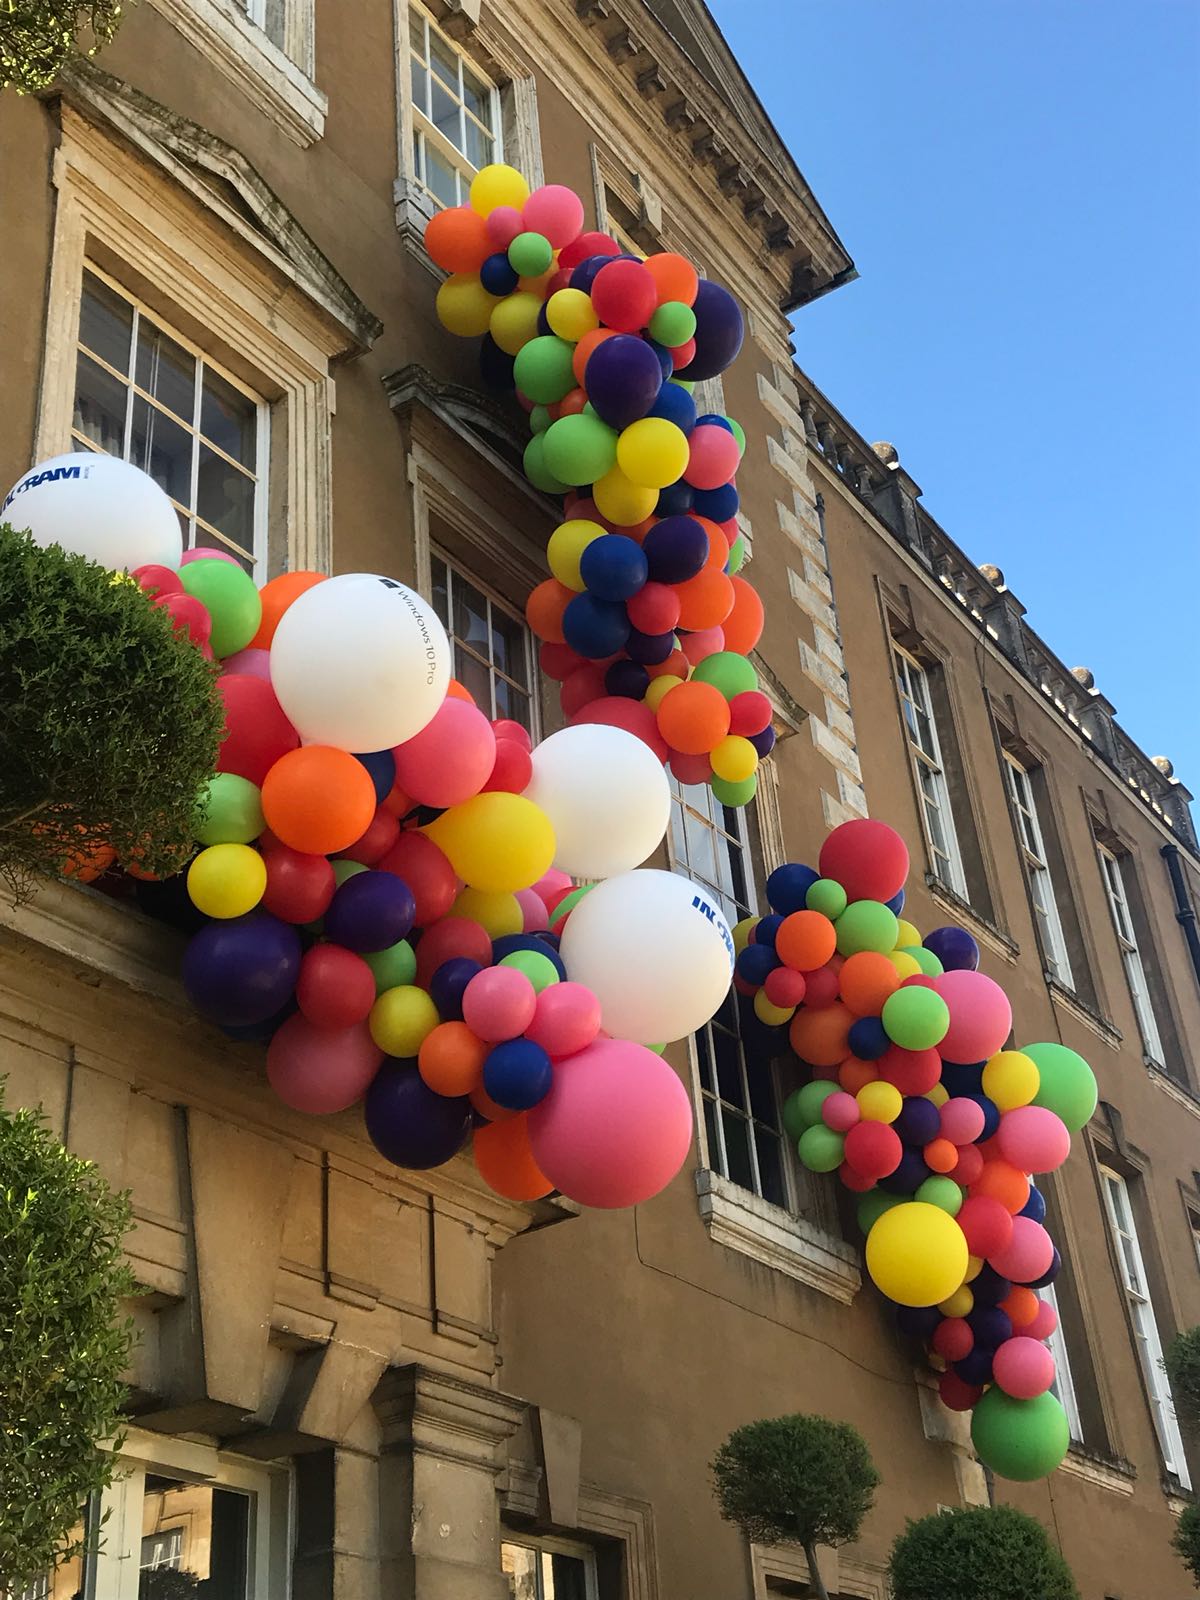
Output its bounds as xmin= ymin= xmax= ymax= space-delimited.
xmin=694 ymin=515 xmax=730 ymax=571
xmin=839 ymin=951 xmax=902 ymax=1016
xmin=674 ymin=567 xmax=734 ymax=631
xmin=425 ymin=206 xmax=491 ymax=274
xmin=789 ymin=1001 xmax=854 ymax=1068
xmin=643 ymin=251 xmax=699 ymax=307
xmin=381 ymin=781 xmax=414 ymax=819
xmin=647 ymin=648 xmax=689 ymax=679
xmin=249 ymin=571 xmax=326 ymax=650
xmin=474 ymin=1114 xmax=553 ymax=1200
xmin=923 ymin=1137 xmax=959 ymax=1174
xmin=419 ymin=1021 xmax=488 ymax=1097
xmin=971 ymin=1158 xmax=1030 ymax=1215
xmin=526 ymin=578 xmax=573 ymax=644
xmin=470 ymin=1080 xmax=519 ymax=1123
xmin=1000 ymin=1286 xmax=1039 ymax=1329
xmin=446 ymin=679 xmax=476 ymax=704
xmin=838 ymin=1056 xmax=880 ymax=1093
xmin=573 ymin=327 xmax=619 ymax=386
xmin=775 ymin=910 xmax=837 ymax=972
xmin=558 ymin=387 xmax=588 ymax=417
xmin=655 ymin=680 xmax=730 ymax=754
xmin=723 ymin=576 xmax=765 ymax=654
xmin=261 ymin=745 xmax=376 ymax=854
xmin=62 ymin=839 xmax=116 ymax=883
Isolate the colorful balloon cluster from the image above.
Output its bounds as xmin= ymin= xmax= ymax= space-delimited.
xmin=732 ymin=818 xmax=1099 ymax=1482
xmin=426 ymin=164 xmax=767 ymax=809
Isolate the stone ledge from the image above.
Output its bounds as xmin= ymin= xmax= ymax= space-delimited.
xmin=925 ymin=878 xmax=1020 ymax=963
xmin=694 ymin=1169 xmax=861 ymax=1304
xmin=1057 ymin=1447 xmax=1137 ymax=1495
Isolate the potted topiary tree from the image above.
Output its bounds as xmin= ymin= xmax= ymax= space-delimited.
xmin=0 ymin=1 xmax=125 ymax=93
xmin=711 ymin=1414 xmax=879 ymax=1600
xmin=889 ymin=1505 xmax=1079 ymax=1600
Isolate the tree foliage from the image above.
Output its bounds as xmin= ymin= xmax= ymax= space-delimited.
xmin=0 ymin=524 xmax=224 ymax=901
xmin=1175 ymin=1502 xmax=1200 ymax=1589
xmin=1165 ymin=1326 xmax=1200 ymax=1432
xmin=0 ymin=1091 xmax=136 ymax=1590
xmin=0 ymin=0 xmax=125 ymax=93
xmin=889 ymin=1505 xmax=1079 ymax=1600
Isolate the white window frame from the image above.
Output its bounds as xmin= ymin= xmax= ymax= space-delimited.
xmin=1003 ymin=753 xmax=1074 ymax=988
xmin=408 ymin=2 xmax=504 ymax=210
xmin=1040 ymin=1280 xmax=1084 ymax=1443
xmin=429 ymin=547 xmax=540 ymax=738
xmin=501 ymin=1532 xmax=599 ymax=1600
xmin=893 ymin=645 xmax=968 ymax=899
xmin=1097 ymin=846 xmax=1165 ymax=1065
xmin=1099 ymin=1167 xmax=1191 ymax=1486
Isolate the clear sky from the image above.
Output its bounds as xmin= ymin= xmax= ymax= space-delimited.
xmin=707 ymin=0 xmax=1200 ymax=791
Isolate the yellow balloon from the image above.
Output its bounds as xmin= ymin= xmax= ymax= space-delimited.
xmin=887 ymin=950 xmax=922 ymax=980
xmin=895 ymin=918 xmax=922 ymax=949
xmin=592 ymin=464 xmax=658 ymax=528
xmin=754 ymin=990 xmax=795 ymax=1027
xmin=857 ymin=1079 xmax=903 ymax=1123
xmin=547 ymin=518 xmax=606 ymax=590
xmin=938 ymin=1284 xmax=975 ymax=1317
xmin=489 ymin=291 xmax=544 ymax=355
xmin=615 ymin=417 xmax=690 ymax=490
xmin=866 ymin=1202 xmax=970 ymax=1307
xmin=452 ymin=886 xmax=523 ymax=938
xmin=645 ymin=673 xmax=684 ymax=712
xmin=964 ymin=1253 xmax=984 ymax=1282
xmin=469 ymin=162 xmax=529 ymax=216
xmin=546 ymin=288 xmax=599 ymax=342
xmin=436 ymin=274 xmax=498 ymax=337
xmin=732 ymin=915 xmax=760 ymax=956
xmin=981 ymin=1049 xmax=1040 ymax=1111
xmin=369 ymin=985 xmax=440 ymax=1057
xmin=925 ymin=1081 xmax=950 ymax=1108
xmin=187 ymin=843 xmax=265 ymax=919
xmin=425 ymin=793 xmax=555 ymax=893
xmin=517 ymin=268 xmax=557 ymax=297
xmin=710 ymin=734 xmax=758 ymax=783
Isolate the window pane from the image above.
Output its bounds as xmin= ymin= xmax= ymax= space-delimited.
xmin=755 ymin=1127 xmax=786 ymax=1208
xmin=464 ymin=119 xmax=494 ymax=171
xmin=411 ymin=57 xmax=429 ymax=118
xmin=79 ymin=273 xmax=133 ymax=373
xmin=420 ymin=140 xmax=458 ymax=207
xmin=262 ymin=0 xmax=286 ymax=47
xmin=139 ymin=1476 xmax=250 ymax=1596
xmin=695 ymin=1026 xmax=718 ymax=1095
xmin=490 ymin=606 xmax=528 ymax=684
xmin=546 ymin=1551 xmax=590 ymax=1600
xmin=711 ymin=1020 xmax=742 ymax=1104
xmin=431 ymin=77 xmax=462 ymax=148
xmin=461 ymin=61 xmax=490 ymax=123
xmin=429 ymin=26 xmax=459 ymax=90
xmin=494 ymin=678 xmax=531 ymax=731
xmin=452 ymin=575 xmax=491 ymax=654
xmin=430 ymin=556 xmax=450 ymax=624
xmin=747 ymin=1059 xmax=777 ymax=1125
xmin=74 ymin=351 xmax=128 ymax=454
xmin=131 ymin=396 xmax=193 ymax=508
xmin=702 ymin=1093 xmax=719 ymax=1161
xmin=200 ymin=369 xmax=257 ymax=469
xmin=197 ymin=445 xmax=255 ymax=549
xmin=722 ymin=1109 xmax=754 ymax=1190
xmin=136 ymin=320 xmax=196 ymax=424
xmin=409 ymin=10 xmax=426 ymax=58
xmin=501 ymin=1544 xmax=539 ymax=1600
xmin=454 ymin=649 xmax=492 ymax=713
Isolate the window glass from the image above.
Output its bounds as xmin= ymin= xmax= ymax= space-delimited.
xmin=139 ymin=1474 xmax=251 ymax=1595
xmin=1098 ymin=847 xmax=1165 ymax=1063
xmin=430 ymin=552 xmax=536 ymax=733
xmin=1003 ymin=754 xmax=1073 ymax=986
xmin=501 ymin=1538 xmax=597 ymax=1600
xmin=893 ymin=646 xmax=967 ymax=899
xmin=409 ymin=4 xmax=500 ymax=209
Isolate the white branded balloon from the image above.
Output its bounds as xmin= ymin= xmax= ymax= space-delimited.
xmin=269 ymin=572 xmax=450 ymax=751
xmin=525 ymin=723 xmax=671 ymax=880
xmin=2 ymin=452 xmax=181 ymax=571
xmin=559 ymin=868 xmax=734 ymax=1044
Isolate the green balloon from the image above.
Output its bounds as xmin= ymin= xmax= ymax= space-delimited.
xmin=514 ymin=335 xmax=577 ymax=405
xmin=499 ymin=949 xmax=560 ymax=993
xmin=673 ymin=379 xmax=695 ymax=393
xmin=648 ymin=300 xmax=697 ymax=346
xmin=542 ymin=413 xmax=618 ymax=486
xmin=798 ymin=1123 xmax=845 ymax=1173
xmin=835 ymin=899 xmax=899 ymax=956
xmin=646 ymin=1042 xmax=666 ymax=1056
xmin=727 ymin=534 xmax=746 ymax=574
xmin=193 ymin=772 xmax=263 ymax=845
xmin=332 ymin=859 xmax=367 ymax=887
xmin=179 ymin=558 xmax=262 ymax=658
xmin=792 ymin=1078 xmax=839 ymax=1131
xmin=523 ymin=434 xmax=571 ymax=495
xmin=1025 ymin=1041 xmax=1098 ymax=1133
xmin=364 ymin=938 xmax=416 ymax=994
xmin=806 ymin=878 xmax=848 ymax=919
xmin=857 ymin=1189 xmax=902 ymax=1235
xmin=970 ymin=1388 xmax=1070 ymax=1481
xmin=711 ymin=771 xmax=757 ymax=808
xmin=726 ymin=416 xmax=746 ymax=454
xmin=691 ymin=650 xmax=758 ymax=699
xmin=916 ymin=1175 xmax=964 ymax=1215
xmin=508 ymin=230 xmax=553 ymax=276
xmin=530 ymin=404 xmax=552 ymax=435
xmin=881 ymin=986 xmax=950 ymax=1051
xmin=908 ymin=945 xmax=945 ymax=977
xmin=549 ymin=883 xmax=593 ymax=928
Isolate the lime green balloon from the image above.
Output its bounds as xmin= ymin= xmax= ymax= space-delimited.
xmin=332 ymin=859 xmax=367 ymax=887
xmin=530 ymin=404 xmax=552 ymax=435
xmin=523 ymin=434 xmax=571 ymax=495
xmin=916 ymin=1175 xmax=964 ymax=1215
xmin=857 ymin=1189 xmax=902 ymax=1234
xmin=727 ymin=533 xmax=746 ymax=574
xmin=711 ymin=772 xmax=757 ymax=808
xmin=179 ymin=558 xmax=261 ymax=658
xmin=908 ymin=945 xmax=945 ymax=977
xmin=364 ymin=938 xmax=417 ymax=994
xmin=549 ymin=883 xmax=593 ymax=928
xmin=543 ymin=413 xmax=618 ymax=487
xmin=645 ymin=1042 xmax=666 ymax=1055
xmin=514 ymin=335 xmax=577 ymax=404
xmin=881 ymin=986 xmax=950 ymax=1050
xmin=806 ymin=878 xmax=848 ymax=919
xmin=796 ymin=1078 xmax=839 ymax=1130
xmin=691 ymin=650 xmax=758 ymax=699
xmin=726 ymin=416 xmax=746 ymax=454
xmin=1025 ymin=1041 xmax=1098 ymax=1132
xmin=835 ymin=899 xmax=899 ymax=956
xmin=499 ymin=949 xmax=561 ymax=993
xmin=648 ymin=300 xmax=697 ymax=346
xmin=798 ymin=1123 xmax=845 ymax=1173
xmin=970 ymin=1388 xmax=1070 ymax=1481
xmin=508 ymin=230 xmax=553 ymax=276
xmin=673 ymin=379 xmax=695 ymax=393
xmin=193 ymin=773 xmax=264 ymax=845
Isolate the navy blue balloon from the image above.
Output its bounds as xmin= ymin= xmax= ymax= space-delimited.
xmin=649 ymin=383 xmax=697 ymax=433
xmin=429 ymin=956 xmax=482 ymax=1021
xmin=325 ymin=871 xmax=416 ymax=953
xmin=880 ymin=1148 xmax=931 ymax=1194
xmin=134 ymin=871 xmax=208 ymax=935
xmin=656 ymin=480 xmax=695 ymax=516
xmin=696 ymin=412 xmax=734 ymax=432
xmin=941 ymin=1060 xmax=985 ymax=1096
xmin=183 ymin=912 xmax=302 ymax=1027
xmin=693 ymin=482 xmax=739 ymax=522
xmin=643 ymin=515 xmax=708 ymax=583
xmin=483 ymin=1039 xmax=554 ymax=1110
xmin=645 ymin=339 xmax=675 ymax=381
xmin=1020 ymin=1184 xmax=1047 ymax=1224
xmin=580 ymin=533 xmax=649 ymax=601
xmin=365 ymin=1060 xmax=472 ymax=1170
xmin=625 ymin=627 xmax=677 ymax=665
xmin=478 ymin=334 xmax=516 ymax=394
xmin=219 ymin=996 xmax=297 ymax=1043
xmin=491 ymin=935 xmax=567 ymax=978
xmin=569 ymin=253 xmax=616 ymax=293
xmin=1030 ymin=1247 xmax=1062 ymax=1288
xmin=583 ymin=334 xmax=664 ymax=429
xmin=955 ymin=1347 xmax=996 ymax=1386
xmin=923 ymin=925 xmax=980 ymax=972
xmin=686 ymin=279 xmax=744 ymax=381
xmin=966 ymin=1092 xmax=1002 ymax=1140
xmin=353 ymin=749 xmax=397 ymax=806
xmin=736 ymin=943 xmax=779 ymax=986
xmin=605 ymin=659 xmax=650 ymax=699
xmin=968 ymin=1305 xmax=1013 ymax=1347
xmin=848 ymin=1016 xmax=890 ymax=1061
xmin=970 ymin=1265 xmax=1012 ymax=1306
xmin=535 ymin=303 xmax=552 ymax=337
xmin=766 ymin=862 xmax=820 ymax=915
xmin=749 ymin=725 xmax=777 ymax=759
xmin=895 ymin=1094 xmax=941 ymax=1144
xmin=885 ymin=887 xmax=906 ymax=916
xmin=562 ymin=592 xmax=631 ymax=658
xmin=753 ymin=913 xmax=784 ymax=950
xmin=480 ymin=251 xmax=519 ymax=296
xmin=896 ymin=1304 xmax=941 ymax=1339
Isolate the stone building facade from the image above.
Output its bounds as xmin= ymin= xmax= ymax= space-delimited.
xmin=0 ymin=2 xmax=1196 ymax=1597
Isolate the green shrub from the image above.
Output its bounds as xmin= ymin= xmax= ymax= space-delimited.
xmin=1165 ymin=1327 xmax=1200 ymax=1432
xmin=1174 ymin=1502 xmax=1200 ymax=1588
xmin=0 ymin=524 xmax=223 ymax=901
xmin=889 ymin=1505 xmax=1079 ymax=1600
xmin=0 ymin=0 xmax=125 ymax=93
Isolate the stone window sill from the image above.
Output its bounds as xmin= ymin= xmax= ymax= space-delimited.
xmin=1045 ymin=976 xmax=1122 ymax=1048
xmin=695 ymin=1169 xmax=861 ymax=1305
xmin=1057 ymin=1446 xmax=1136 ymax=1495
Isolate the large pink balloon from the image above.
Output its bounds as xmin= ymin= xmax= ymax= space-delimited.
xmin=993 ymin=1335 xmax=1056 ymax=1399
xmin=989 ymin=1216 xmax=1054 ymax=1284
xmin=997 ymin=1105 xmax=1071 ymax=1173
xmin=528 ymin=1037 xmax=692 ymax=1207
xmin=266 ymin=1014 xmax=383 ymax=1113
xmin=934 ymin=969 xmax=1013 ymax=1063
xmin=393 ymin=698 xmax=497 ymax=808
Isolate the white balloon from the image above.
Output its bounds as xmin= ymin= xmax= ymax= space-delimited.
xmin=525 ymin=723 xmax=670 ymax=880
xmin=270 ymin=573 xmax=451 ymax=751
xmin=2 ymin=452 xmax=181 ymax=571
xmin=559 ymin=868 xmax=734 ymax=1044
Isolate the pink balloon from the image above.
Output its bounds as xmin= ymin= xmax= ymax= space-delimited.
xmin=393 ymin=698 xmax=497 ymax=808
xmin=933 ymin=969 xmax=1013 ymax=1062
xmin=222 ymin=646 xmax=272 ymax=681
xmin=486 ymin=205 xmax=524 ymax=249
xmin=516 ymin=887 xmax=549 ymax=932
xmin=997 ymin=1104 xmax=1071 ymax=1173
xmin=525 ymin=981 xmax=602 ymax=1058
xmin=532 ymin=868 xmax=573 ymax=910
xmin=180 ymin=546 xmax=242 ymax=567
xmin=993 ymin=1335 xmax=1056 ymax=1399
xmin=822 ymin=1091 xmax=861 ymax=1133
xmin=684 ymin=424 xmax=741 ymax=491
xmin=989 ymin=1216 xmax=1054 ymax=1284
xmin=528 ymin=1037 xmax=693 ymax=1207
xmin=522 ymin=185 xmax=586 ymax=249
xmin=266 ymin=1015 xmax=382 ymax=1114
xmin=462 ymin=966 xmax=537 ymax=1043
xmin=939 ymin=1096 xmax=986 ymax=1146
xmin=1025 ymin=1297 xmax=1059 ymax=1342
xmin=680 ymin=625 xmax=725 ymax=666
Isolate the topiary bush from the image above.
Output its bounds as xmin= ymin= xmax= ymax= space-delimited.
xmin=889 ymin=1505 xmax=1079 ymax=1600
xmin=0 ymin=1089 xmax=136 ymax=1590
xmin=0 ymin=524 xmax=224 ymax=902
xmin=1165 ymin=1326 xmax=1200 ymax=1431
xmin=712 ymin=1414 xmax=879 ymax=1600
xmin=1175 ymin=1502 xmax=1200 ymax=1589
xmin=0 ymin=0 xmax=125 ymax=93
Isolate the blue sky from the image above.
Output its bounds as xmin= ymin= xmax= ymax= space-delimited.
xmin=707 ymin=0 xmax=1200 ymax=791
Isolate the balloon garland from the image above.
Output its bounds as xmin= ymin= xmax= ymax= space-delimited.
xmin=426 ymin=164 xmax=768 ymax=810
xmin=731 ymin=819 xmax=1099 ymax=1481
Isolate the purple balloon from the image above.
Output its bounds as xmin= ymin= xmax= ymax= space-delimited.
xmin=365 ymin=1059 xmax=472 ymax=1169
xmin=684 ymin=280 xmax=745 ymax=381
xmin=604 ymin=659 xmax=650 ymax=699
xmin=625 ymin=627 xmax=677 ymax=665
xmin=325 ymin=870 xmax=416 ymax=953
xmin=924 ymin=925 xmax=980 ymax=971
xmin=896 ymin=1304 xmax=941 ymax=1339
xmin=749 ymin=725 xmax=777 ymax=759
xmin=643 ymin=515 xmax=708 ymax=583
xmin=583 ymin=335 xmax=664 ymax=430
xmin=429 ymin=957 xmax=483 ymax=1020
xmin=895 ymin=1095 xmax=941 ymax=1145
xmin=183 ymin=912 xmax=301 ymax=1027
xmin=879 ymin=1147 xmax=931 ymax=1195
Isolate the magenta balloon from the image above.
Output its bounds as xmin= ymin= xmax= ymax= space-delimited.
xmin=180 ymin=546 xmax=242 ymax=567
xmin=462 ymin=966 xmax=537 ymax=1042
xmin=993 ymin=1335 xmax=1056 ymax=1399
xmin=989 ymin=1216 xmax=1055 ymax=1284
xmin=822 ymin=1091 xmax=861 ymax=1133
xmin=516 ymin=888 xmax=550 ymax=932
xmin=393 ymin=698 xmax=497 ymax=808
xmin=997 ymin=1105 xmax=1071 ymax=1173
xmin=222 ymin=646 xmax=272 ymax=681
xmin=939 ymin=1096 xmax=986 ymax=1146
xmin=683 ymin=423 xmax=741 ymax=491
xmin=525 ymin=981 xmax=602 ymax=1058
xmin=522 ymin=184 xmax=585 ymax=249
xmin=1025 ymin=1297 xmax=1058 ymax=1342
xmin=266 ymin=1014 xmax=383 ymax=1114
xmin=528 ymin=1036 xmax=692 ymax=1207
xmin=934 ymin=969 xmax=1013 ymax=1062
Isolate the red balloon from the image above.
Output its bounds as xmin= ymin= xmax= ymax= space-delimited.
xmin=491 ymin=719 xmax=532 ymax=752
xmin=540 ymin=641 xmax=586 ymax=681
xmin=728 ymin=690 xmax=773 ymax=736
xmin=878 ymin=1044 xmax=942 ymax=1096
xmin=956 ymin=1195 xmax=1014 ymax=1259
xmin=838 ymin=1161 xmax=875 ymax=1193
xmin=668 ymin=750 xmax=712 ymax=785
xmin=156 ymin=590 xmax=212 ymax=644
xmin=414 ymin=915 xmax=493 ymax=988
xmin=482 ymin=739 xmax=533 ymax=793
xmin=570 ymin=696 xmax=670 ymax=762
xmin=844 ymin=1120 xmax=902 ymax=1180
xmin=377 ymin=832 xmax=458 ymax=927
xmin=938 ymin=1371 xmax=984 ymax=1412
xmin=818 ymin=818 xmax=910 ymax=905
xmin=267 ymin=1015 xmax=382 ymax=1114
xmin=217 ymin=674 xmax=300 ymax=786
xmin=558 ymin=230 xmax=621 ymax=270
xmin=260 ymin=846 xmax=336 ymax=924
xmin=932 ymin=1317 xmax=975 ymax=1362
xmin=590 ymin=259 xmax=657 ymax=332
xmin=950 ymin=1143 xmax=985 ymax=1186
xmin=336 ymin=805 xmax=400 ymax=866
xmin=296 ymin=944 xmax=376 ymax=1029
xmin=132 ymin=563 xmax=183 ymax=598
xmin=627 ymin=582 xmax=681 ymax=635
xmin=561 ymin=663 xmax=610 ymax=718
xmin=802 ymin=966 xmax=842 ymax=1009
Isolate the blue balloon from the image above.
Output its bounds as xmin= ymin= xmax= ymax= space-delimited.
xmin=880 ymin=1148 xmax=931 ymax=1194
xmin=535 ymin=303 xmax=552 ymax=337
xmin=766 ymin=862 xmax=820 ymax=916
xmin=365 ymin=1060 xmax=471 ymax=1169
xmin=569 ymin=253 xmax=617 ymax=293
xmin=655 ymin=479 xmax=695 ymax=516
xmin=736 ymin=943 xmax=779 ymax=986
xmin=965 ymin=1092 xmax=1002 ymax=1140
xmin=848 ymin=1015 xmax=890 ymax=1061
xmin=219 ymin=996 xmax=297 ymax=1043
xmin=696 ymin=412 xmax=734 ymax=432
xmin=480 ymin=251 xmax=519 ymax=296
xmin=429 ymin=956 xmax=483 ymax=1021
xmin=686 ymin=279 xmax=744 ymax=381
xmin=692 ymin=482 xmax=739 ymax=522
xmin=353 ymin=748 xmax=397 ymax=805
xmin=884 ymin=887 xmax=906 ymax=916
xmin=896 ymin=1304 xmax=941 ymax=1339
xmin=583 ymin=334 xmax=664 ymax=429
xmin=643 ymin=515 xmax=708 ymax=583
xmin=325 ymin=870 xmax=416 ymax=953
xmin=625 ymin=627 xmax=677 ymax=665
xmin=605 ymin=659 xmax=650 ymax=700
xmin=478 ymin=334 xmax=516 ymax=394
xmin=923 ymin=926 xmax=980 ymax=972
xmin=483 ymin=1039 xmax=554 ymax=1110
xmin=182 ymin=913 xmax=301 ymax=1028
xmin=894 ymin=1094 xmax=940 ymax=1144
xmin=1029 ymin=1247 xmax=1062 ymax=1288
xmin=969 ymin=1265 xmax=1012 ymax=1306
xmin=562 ymin=592 xmax=631 ymax=658
xmin=491 ymin=935 xmax=567 ymax=978
xmin=753 ymin=913 xmax=784 ymax=950
xmin=644 ymin=339 xmax=675 ymax=381
xmin=1020 ymin=1184 xmax=1047 ymax=1224
xmin=649 ymin=383 xmax=697 ymax=433
xmin=580 ymin=533 xmax=649 ymax=601
xmin=968 ymin=1305 xmax=1013 ymax=1347
xmin=941 ymin=1060 xmax=985 ymax=1096
xmin=955 ymin=1347 xmax=996 ymax=1386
